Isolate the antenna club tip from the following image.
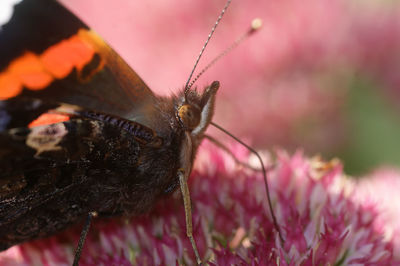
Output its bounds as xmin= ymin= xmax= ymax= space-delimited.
xmin=251 ymin=18 xmax=262 ymax=30
xmin=211 ymin=80 xmax=220 ymax=90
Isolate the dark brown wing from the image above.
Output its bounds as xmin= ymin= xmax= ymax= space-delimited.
xmin=0 ymin=98 xmax=180 ymax=250
xmin=0 ymin=0 xmax=182 ymax=250
xmin=0 ymin=0 xmax=156 ymax=120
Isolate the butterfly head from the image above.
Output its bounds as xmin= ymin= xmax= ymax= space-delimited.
xmin=176 ymin=81 xmax=219 ymax=137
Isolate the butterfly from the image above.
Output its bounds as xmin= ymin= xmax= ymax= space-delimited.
xmin=0 ymin=0 xmax=281 ymax=264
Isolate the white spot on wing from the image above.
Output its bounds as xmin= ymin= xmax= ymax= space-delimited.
xmin=26 ymin=123 xmax=68 ymax=157
xmin=55 ymin=103 xmax=81 ymax=114
xmin=0 ymin=0 xmax=22 ymax=28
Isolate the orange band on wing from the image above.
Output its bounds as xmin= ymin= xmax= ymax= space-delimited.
xmin=28 ymin=113 xmax=70 ymax=128
xmin=0 ymin=29 xmax=102 ymax=100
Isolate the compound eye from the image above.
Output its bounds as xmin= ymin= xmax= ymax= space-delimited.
xmin=177 ymin=104 xmax=201 ymax=130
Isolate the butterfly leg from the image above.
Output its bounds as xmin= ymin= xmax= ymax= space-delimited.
xmin=178 ymin=168 xmax=201 ymax=265
xmin=72 ymin=211 xmax=98 ymax=266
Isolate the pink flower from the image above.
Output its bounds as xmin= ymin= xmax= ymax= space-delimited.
xmin=351 ymin=168 xmax=400 ymax=260
xmin=1 ymin=142 xmax=398 ymax=265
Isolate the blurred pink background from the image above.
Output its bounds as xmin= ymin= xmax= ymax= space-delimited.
xmin=1 ymin=1 xmax=400 ymax=264
xmin=60 ymin=0 xmax=400 ymax=175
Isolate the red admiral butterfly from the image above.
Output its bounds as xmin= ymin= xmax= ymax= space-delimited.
xmin=0 ymin=0 xmax=281 ymax=264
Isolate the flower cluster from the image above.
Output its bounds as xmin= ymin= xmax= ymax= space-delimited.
xmin=0 ymin=142 xmax=398 ymax=265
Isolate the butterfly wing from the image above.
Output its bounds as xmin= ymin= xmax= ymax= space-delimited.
xmin=0 ymin=98 xmax=180 ymax=250
xmin=0 ymin=100 xmax=137 ymax=249
xmin=0 ymin=0 xmax=156 ymax=120
xmin=0 ymin=0 xmax=181 ymax=249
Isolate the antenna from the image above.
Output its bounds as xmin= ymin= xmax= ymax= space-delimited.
xmin=184 ymin=0 xmax=232 ymax=96
xmin=210 ymin=122 xmax=285 ymax=244
xmin=183 ymin=0 xmax=285 ymax=246
xmin=187 ymin=18 xmax=262 ymax=90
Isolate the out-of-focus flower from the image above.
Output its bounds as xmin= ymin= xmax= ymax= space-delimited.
xmin=0 ymin=142 xmax=398 ymax=265
xmin=351 ymin=168 xmax=400 ymax=260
